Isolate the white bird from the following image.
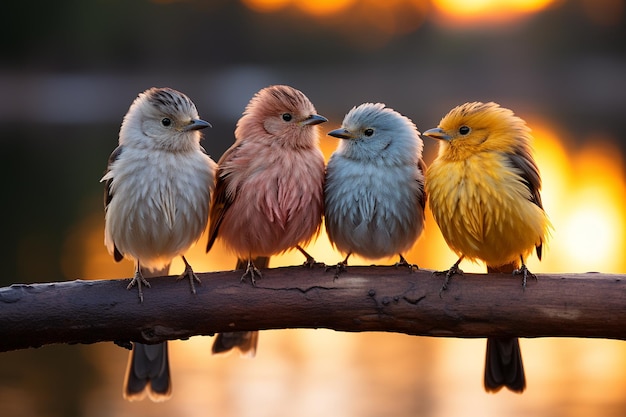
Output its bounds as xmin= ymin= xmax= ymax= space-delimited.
xmin=102 ymin=87 xmax=216 ymax=300
xmin=102 ymin=87 xmax=216 ymax=401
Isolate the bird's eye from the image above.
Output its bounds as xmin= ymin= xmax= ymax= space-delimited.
xmin=282 ymin=113 xmax=292 ymax=122
xmin=161 ymin=118 xmax=172 ymax=127
xmin=459 ymin=125 xmax=470 ymax=135
xmin=363 ymin=128 xmax=374 ymax=137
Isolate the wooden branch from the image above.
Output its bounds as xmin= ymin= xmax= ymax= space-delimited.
xmin=1 ymin=266 xmax=625 ymax=352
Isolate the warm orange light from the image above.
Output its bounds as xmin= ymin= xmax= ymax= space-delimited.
xmin=74 ymin=116 xmax=626 ymax=416
xmin=238 ymin=0 xmax=429 ymax=45
xmin=294 ymin=0 xmax=356 ymax=16
xmin=530 ymin=124 xmax=571 ymax=221
xmin=558 ymin=141 xmax=626 ymax=272
xmin=431 ymin=0 xmax=559 ymax=25
xmin=241 ymin=0 xmax=291 ymax=13
xmin=526 ymin=128 xmax=626 ymax=273
xmin=434 ymin=0 xmax=555 ymax=14
xmin=241 ymin=0 xmax=355 ymax=15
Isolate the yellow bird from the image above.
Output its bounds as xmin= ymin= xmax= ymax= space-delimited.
xmin=424 ymin=101 xmax=551 ymax=393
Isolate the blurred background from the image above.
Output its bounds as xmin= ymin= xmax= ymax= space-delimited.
xmin=1 ymin=0 xmax=626 ymax=416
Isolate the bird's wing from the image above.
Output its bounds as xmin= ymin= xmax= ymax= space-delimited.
xmin=103 ymin=145 xmax=125 ymax=262
xmin=506 ymin=147 xmax=543 ymax=210
xmin=104 ymin=145 xmax=123 ymax=208
xmin=417 ymin=157 xmax=428 ymax=211
xmin=506 ymin=147 xmax=545 ymax=259
xmin=206 ymin=144 xmax=239 ymax=253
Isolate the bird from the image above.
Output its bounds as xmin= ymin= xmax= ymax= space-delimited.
xmin=324 ymin=103 xmax=427 ymax=276
xmin=424 ymin=101 xmax=551 ymax=393
xmin=206 ymin=84 xmax=326 ymax=282
xmin=205 ymin=84 xmax=326 ymax=356
xmin=102 ymin=87 xmax=216 ymax=401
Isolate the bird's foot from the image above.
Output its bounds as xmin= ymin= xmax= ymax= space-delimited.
xmin=241 ymin=260 xmax=262 ymax=286
xmin=513 ymin=264 xmax=537 ymax=290
xmin=127 ymin=270 xmax=151 ymax=303
xmin=176 ymin=261 xmax=201 ymax=294
xmin=394 ymin=254 xmax=419 ymax=272
xmin=434 ymin=264 xmax=464 ymax=297
xmin=297 ymin=245 xmax=325 ymax=268
xmin=302 ymin=255 xmax=326 ymax=269
xmin=326 ymin=261 xmax=348 ymax=281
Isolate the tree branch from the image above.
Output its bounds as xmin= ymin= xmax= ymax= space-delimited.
xmin=1 ymin=266 xmax=625 ymax=352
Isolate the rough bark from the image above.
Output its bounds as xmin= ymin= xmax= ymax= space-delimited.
xmin=1 ymin=266 xmax=624 ymax=352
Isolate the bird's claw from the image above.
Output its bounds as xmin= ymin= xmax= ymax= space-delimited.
xmin=241 ymin=261 xmax=262 ymax=286
xmin=301 ymin=253 xmax=326 ymax=269
xmin=513 ymin=264 xmax=537 ymax=290
xmin=177 ymin=263 xmax=201 ymax=294
xmin=297 ymin=246 xmax=325 ymax=268
xmin=127 ymin=271 xmax=151 ymax=303
xmin=326 ymin=262 xmax=347 ymax=281
xmin=394 ymin=255 xmax=418 ymax=272
xmin=434 ymin=265 xmax=464 ymax=297
xmin=303 ymin=259 xmax=326 ymax=269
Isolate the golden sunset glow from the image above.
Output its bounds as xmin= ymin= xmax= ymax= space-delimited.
xmin=62 ymin=108 xmax=626 ymax=417
xmin=241 ymin=0 xmax=356 ymax=15
xmin=294 ymin=0 xmax=356 ymax=16
xmin=239 ymin=0 xmax=561 ymax=31
xmin=5 ymin=0 xmax=626 ymax=414
xmin=420 ymin=0 xmax=559 ymax=27
xmin=432 ymin=0 xmax=558 ymax=17
xmin=556 ymin=141 xmax=626 ymax=272
xmin=505 ymin=123 xmax=625 ymax=274
xmin=236 ymin=0 xmax=626 ymax=34
xmin=241 ymin=0 xmax=291 ymax=13
xmin=66 ymin=115 xmax=626 ymax=417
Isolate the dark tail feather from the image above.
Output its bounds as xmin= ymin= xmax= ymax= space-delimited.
xmin=536 ymin=242 xmax=543 ymax=261
xmin=124 ymin=342 xmax=171 ymax=401
xmin=484 ymin=262 xmax=526 ymax=393
xmin=212 ymin=331 xmax=259 ymax=357
xmin=211 ymin=257 xmax=268 ymax=356
xmin=123 ymin=264 xmax=172 ymax=401
xmin=484 ymin=337 xmax=526 ymax=393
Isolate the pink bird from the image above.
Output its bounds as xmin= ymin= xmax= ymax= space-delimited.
xmin=206 ymin=85 xmax=326 ymax=356
xmin=206 ymin=84 xmax=326 ymax=282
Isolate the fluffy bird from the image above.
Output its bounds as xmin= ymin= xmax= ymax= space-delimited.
xmin=206 ymin=84 xmax=326 ymax=281
xmin=424 ymin=101 xmax=551 ymax=393
xmin=324 ymin=103 xmax=426 ymax=274
xmin=205 ymin=85 xmax=326 ymax=356
xmin=102 ymin=87 xmax=216 ymax=400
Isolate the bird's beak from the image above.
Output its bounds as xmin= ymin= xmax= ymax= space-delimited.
xmin=327 ymin=128 xmax=355 ymax=140
xmin=301 ymin=114 xmax=328 ymax=126
xmin=422 ymin=127 xmax=451 ymax=141
xmin=184 ymin=118 xmax=212 ymax=131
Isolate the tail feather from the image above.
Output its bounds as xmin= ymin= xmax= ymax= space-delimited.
xmin=484 ymin=261 xmax=526 ymax=393
xmin=211 ymin=257 xmax=268 ymax=357
xmin=124 ymin=342 xmax=171 ymax=401
xmin=123 ymin=264 xmax=172 ymax=402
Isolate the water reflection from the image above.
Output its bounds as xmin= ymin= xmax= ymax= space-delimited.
xmin=40 ymin=333 xmax=625 ymax=417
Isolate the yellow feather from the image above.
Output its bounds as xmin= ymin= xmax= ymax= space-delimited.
xmin=425 ymin=102 xmax=551 ymax=268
